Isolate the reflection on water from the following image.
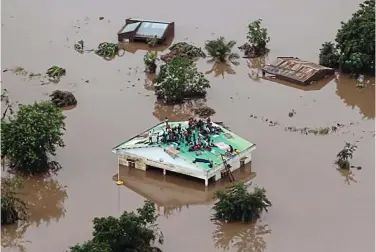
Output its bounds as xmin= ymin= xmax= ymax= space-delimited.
xmin=1 ymin=175 xmax=67 ymax=250
xmin=336 ymin=168 xmax=358 ymax=185
xmin=144 ymin=73 xmax=157 ymax=91
xmin=153 ymin=99 xmax=207 ymax=121
xmin=113 ymin=164 xmax=256 ymax=217
xmin=1 ymin=223 xmax=30 ymax=252
xmin=205 ymin=62 xmax=236 ymax=78
xmin=262 ymin=76 xmax=333 ymax=91
xmin=247 ymin=57 xmax=266 ymax=81
xmin=335 ymin=75 xmax=375 ymax=119
xmin=120 ymin=41 xmax=171 ymax=54
xmin=213 ymin=221 xmax=271 ymax=252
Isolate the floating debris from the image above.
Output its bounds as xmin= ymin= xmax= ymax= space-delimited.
xmin=249 ymin=113 xmax=358 ymax=136
xmin=74 ymin=40 xmax=84 ymax=54
xmin=46 ymin=65 xmax=66 ymax=83
xmin=285 ymin=126 xmax=331 ymax=135
xmin=95 ymin=42 xmax=125 ymax=60
xmin=3 ymin=67 xmax=43 ymax=79
xmin=288 ymin=109 xmax=296 ymax=117
xmin=99 ymin=16 xmax=104 ymax=20
xmin=49 ymin=90 xmax=77 ymax=108
xmin=192 ymin=106 xmax=216 ymax=118
xmin=160 ymin=42 xmax=206 ymax=62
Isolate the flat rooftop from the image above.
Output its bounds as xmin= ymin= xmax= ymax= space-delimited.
xmin=113 ymin=121 xmax=255 ymax=171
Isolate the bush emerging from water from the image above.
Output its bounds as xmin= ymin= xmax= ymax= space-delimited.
xmin=319 ymin=0 xmax=375 ymax=75
xmin=213 ymin=183 xmax=271 ymax=223
xmin=335 ymin=142 xmax=357 ymax=169
xmin=205 ymin=37 xmax=240 ymax=65
xmin=68 ymin=200 xmax=164 ymax=252
xmin=155 ymin=56 xmax=210 ymax=104
xmin=1 ymin=101 xmax=66 ymax=173
xmin=1 ymin=176 xmax=27 ymax=225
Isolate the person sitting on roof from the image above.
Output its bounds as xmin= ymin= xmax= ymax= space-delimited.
xmin=229 ymin=144 xmax=234 ymax=153
xmin=148 ymin=130 xmax=153 ymax=144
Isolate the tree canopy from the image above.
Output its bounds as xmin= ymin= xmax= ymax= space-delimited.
xmin=213 ymin=183 xmax=271 ymax=223
xmin=1 ymin=101 xmax=66 ymax=173
xmin=247 ymin=19 xmax=270 ymax=50
xmin=155 ymin=56 xmax=210 ymax=104
xmin=68 ymin=200 xmax=163 ymax=252
xmin=319 ymin=0 xmax=375 ymax=74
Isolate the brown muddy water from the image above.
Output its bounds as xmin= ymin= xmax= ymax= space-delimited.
xmin=1 ymin=0 xmax=375 ymax=251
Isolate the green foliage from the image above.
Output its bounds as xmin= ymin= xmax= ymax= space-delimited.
xmin=319 ymin=0 xmax=375 ymax=74
xmin=144 ymin=51 xmax=158 ymax=73
xmin=69 ymin=240 xmax=111 ymax=252
xmin=213 ymin=183 xmax=271 ymax=223
xmin=335 ymin=142 xmax=357 ymax=169
xmin=144 ymin=52 xmax=158 ymax=66
xmin=68 ymin=200 xmax=163 ymax=252
xmin=247 ymin=19 xmax=270 ymax=49
xmin=319 ymin=42 xmax=340 ymax=68
xmin=1 ymin=101 xmax=66 ymax=173
xmin=1 ymin=176 xmax=27 ymax=225
xmin=205 ymin=37 xmax=240 ymax=64
xmin=155 ymin=57 xmax=210 ymax=104
xmin=147 ymin=36 xmax=158 ymax=47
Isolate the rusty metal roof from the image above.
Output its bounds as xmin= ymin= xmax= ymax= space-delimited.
xmin=263 ymin=57 xmax=333 ymax=83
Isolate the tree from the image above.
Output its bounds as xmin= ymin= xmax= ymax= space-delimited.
xmin=1 ymin=89 xmax=17 ymax=120
xmin=239 ymin=19 xmax=270 ymax=58
xmin=155 ymin=57 xmax=210 ymax=104
xmin=144 ymin=51 xmax=158 ymax=73
xmin=69 ymin=241 xmax=111 ymax=252
xmin=319 ymin=0 xmax=375 ymax=75
xmin=319 ymin=42 xmax=340 ymax=68
xmin=335 ymin=142 xmax=357 ymax=169
xmin=68 ymin=200 xmax=164 ymax=252
xmin=1 ymin=101 xmax=66 ymax=173
xmin=213 ymin=183 xmax=271 ymax=223
xmin=1 ymin=176 xmax=27 ymax=225
xmin=205 ymin=37 xmax=240 ymax=65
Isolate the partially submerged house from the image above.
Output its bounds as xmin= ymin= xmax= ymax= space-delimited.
xmin=112 ymin=121 xmax=256 ymax=186
xmin=262 ymin=57 xmax=335 ymax=85
xmin=118 ymin=18 xmax=175 ymax=44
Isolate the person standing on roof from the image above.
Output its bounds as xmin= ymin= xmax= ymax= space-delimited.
xmin=165 ymin=117 xmax=169 ymax=128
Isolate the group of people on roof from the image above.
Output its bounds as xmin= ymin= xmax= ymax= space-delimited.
xmin=148 ymin=117 xmax=223 ymax=152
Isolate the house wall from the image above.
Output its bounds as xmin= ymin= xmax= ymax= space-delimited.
xmin=117 ymin=146 xmax=255 ymax=187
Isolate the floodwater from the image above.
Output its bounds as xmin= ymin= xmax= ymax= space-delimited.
xmin=1 ymin=0 xmax=375 ymax=251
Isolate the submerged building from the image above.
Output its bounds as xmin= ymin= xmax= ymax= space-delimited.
xmin=262 ymin=57 xmax=335 ymax=85
xmin=117 ymin=18 xmax=175 ymax=44
xmin=112 ymin=121 xmax=256 ymax=186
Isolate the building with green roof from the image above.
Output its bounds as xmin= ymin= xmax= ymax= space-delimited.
xmin=112 ymin=121 xmax=256 ymax=186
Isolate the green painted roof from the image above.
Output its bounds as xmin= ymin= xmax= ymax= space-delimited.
xmin=113 ymin=121 xmax=255 ymax=170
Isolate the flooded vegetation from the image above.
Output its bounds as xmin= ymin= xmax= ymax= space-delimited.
xmin=1 ymin=0 xmax=375 ymax=252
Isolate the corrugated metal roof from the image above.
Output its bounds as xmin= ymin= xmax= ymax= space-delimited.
xmin=263 ymin=57 xmax=333 ymax=83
